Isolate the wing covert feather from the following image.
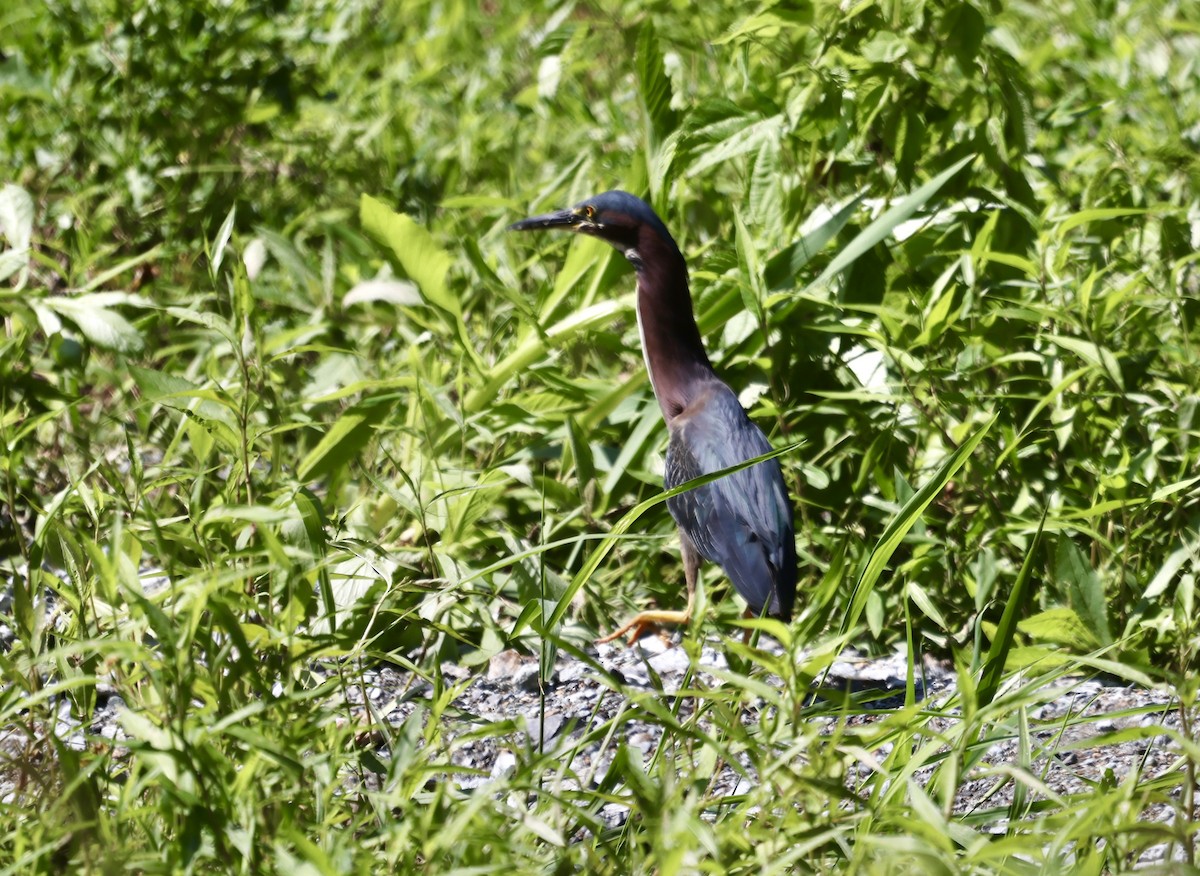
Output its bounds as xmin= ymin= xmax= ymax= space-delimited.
xmin=664 ymin=382 xmax=796 ymax=619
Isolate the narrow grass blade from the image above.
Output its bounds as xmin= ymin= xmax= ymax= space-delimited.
xmin=978 ymin=512 xmax=1045 ymax=708
xmin=765 ymin=192 xmax=866 ymax=291
xmin=464 ymin=294 xmax=632 ymax=413
xmin=840 ymin=412 xmax=996 ymax=636
xmin=809 ymin=154 xmax=975 ymax=290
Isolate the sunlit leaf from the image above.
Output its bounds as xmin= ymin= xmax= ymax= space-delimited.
xmin=360 ymin=194 xmax=456 ymax=316
xmin=298 ymin=396 xmax=395 ymax=481
xmin=44 ymin=295 xmax=144 ymax=353
xmin=810 ymin=154 xmax=976 ymax=290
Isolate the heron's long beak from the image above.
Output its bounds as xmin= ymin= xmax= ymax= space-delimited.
xmin=507 ymin=208 xmax=584 ymax=232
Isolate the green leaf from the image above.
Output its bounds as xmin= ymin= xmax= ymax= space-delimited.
xmin=1045 ymin=334 xmax=1124 ymax=390
xmin=906 ymin=581 xmax=949 ymax=630
xmin=686 ymin=114 xmax=785 ymax=178
xmin=978 ymin=515 xmax=1045 ymax=707
xmin=0 ymin=183 xmax=33 ymax=286
xmin=1055 ymin=536 xmax=1112 ymax=647
xmin=129 ymin=365 xmax=204 ymax=403
xmin=1056 ymin=207 xmax=1151 ymax=237
xmin=914 ymin=283 xmax=958 ymax=347
xmin=44 ymin=294 xmax=144 ymax=353
xmin=765 ymin=193 xmax=866 ymax=291
xmin=211 ymin=204 xmax=236 ymax=275
xmin=539 ymin=235 xmax=611 ymax=323
xmin=1017 ymin=606 xmax=1099 ymax=651
xmin=732 ymin=208 xmax=764 ymax=323
xmin=200 ymin=505 xmax=295 ymax=526
xmin=635 ymin=20 xmax=678 ymax=147
xmin=747 ymin=138 xmax=783 ymax=229
xmin=297 ymin=396 xmax=395 ymax=482
xmin=809 ymin=154 xmax=976 ymax=291
xmin=360 ymin=194 xmax=456 ymax=316
xmin=342 ymin=279 xmax=423 ymax=307
xmin=564 ymin=414 xmax=595 ymax=498
xmin=841 ymin=413 xmax=997 ymax=637
xmin=362 ymin=194 xmax=485 ymax=372
xmin=464 ymin=294 xmax=632 ymax=414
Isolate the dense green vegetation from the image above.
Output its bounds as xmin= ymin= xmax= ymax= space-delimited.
xmin=3 ymin=0 xmax=1199 ymax=871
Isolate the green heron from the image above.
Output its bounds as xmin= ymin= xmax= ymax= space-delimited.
xmin=510 ymin=190 xmax=796 ymax=644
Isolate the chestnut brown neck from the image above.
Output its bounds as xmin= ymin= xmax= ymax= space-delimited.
xmin=632 ymin=225 xmax=715 ymax=422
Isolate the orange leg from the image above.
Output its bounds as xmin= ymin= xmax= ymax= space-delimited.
xmin=597 ymin=531 xmax=701 ymax=646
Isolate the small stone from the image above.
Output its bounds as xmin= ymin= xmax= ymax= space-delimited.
xmin=488 ymin=649 xmax=529 ymax=683
xmin=600 ymin=803 xmax=629 ymax=828
xmin=557 ymin=662 xmax=586 ymax=684
xmin=648 ymin=648 xmax=689 ymax=675
xmin=98 ymin=722 xmax=121 ymax=741
xmin=629 ymin=730 xmax=655 ymax=751
xmin=525 ymin=713 xmax=564 ymax=746
xmin=617 ymin=665 xmax=650 ymax=687
xmin=635 ymin=635 xmax=670 ymax=656
xmin=491 ymin=750 xmax=517 ymax=780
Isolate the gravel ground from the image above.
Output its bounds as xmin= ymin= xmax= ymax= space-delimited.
xmin=4 ymin=596 xmax=1194 ymax=867
xmin=349 ymin=633 xmax=1191 ymax=865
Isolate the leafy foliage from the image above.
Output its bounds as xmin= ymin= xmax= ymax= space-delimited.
xmin=2 ymin=0 xmax=1200 ymax=871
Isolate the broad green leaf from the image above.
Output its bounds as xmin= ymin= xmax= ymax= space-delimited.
xmin=647 ymin=130 xmax=681 ymax=203
xmin=1144 ymin=538 xmax=1197 ymax=600
xmin=0 ymin=183 xmax=33 ymax=287
xmin=914 ymin=283 xmax=958 ymax=347
xmin=810 ymin=154 xmax=976 ymax=291
xmin=971 ymin=249 xmax=1038 ymax=276
xmin=343 ymin=279 xmax=422 ymax=307
xmin=539 ymin=234 xmax=611 ymax=323
xmin=360 ymin=194 xmax=456 ymax=316
xmin=635 ymin=20 xmax=678 ymax=148
xmin=715 ymin=11 xmax=801 ymax=44
xmin=211 ymin=205 xmax=236 ymax=274
xmin=118 ymin=708 xmax=176 ymax=751
xmin=747 ymin=138 xmax=783 ymax=229
xmin=765 ymin=193 xmax=866 ymax=291
xmin=1056 ymin=207 xmax=1151 ymax=237
xmin=199 ymin=505 xmax=295 ymax=527
xmin=1017 ymin=606 xmax=1099 ymax=651
xmin=297 ymin=396 xmax=395 ymax=482
xmin=906 ymin=581 xmax=949 ymax=630
xmin=1055 ymin=536 xmax=1112 ymax=646
xmin=0 ymin=248 xmax=27 ymax=284
xmin=995 ymin=366 xmax=1094 ymax=469
xmin=732 ymin=208 xmax=763 ymax=322
xmin=564 ymin=414 xmax=595 ymax=497
xmin=0 ymin=183 xmax=33 ymax=250
xmin=1045 ymin=334 xmax=1123 ymax=390
xmin=45 ymin=295 xmax=144 ymax=353
xmin=464 ymin=294 xmax=632 ymax=414
xmin=687 ymin=114 xmax=785 ymax=178
xmin=129 ymin=365 xmax=203 ymax=402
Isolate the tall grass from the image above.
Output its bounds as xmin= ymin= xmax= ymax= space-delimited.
xmin=2 ymin=0 xmax=1198 ymax=870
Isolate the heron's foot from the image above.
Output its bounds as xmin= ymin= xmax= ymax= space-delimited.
xmin=595 ymin=609 xmax=692 ymax=646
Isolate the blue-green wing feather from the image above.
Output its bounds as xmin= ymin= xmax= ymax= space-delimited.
xmin=664 ymin=382 xmax=796 ymax=620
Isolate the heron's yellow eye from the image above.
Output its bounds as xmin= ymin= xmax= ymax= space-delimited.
xmin=583 ymin=205 xmax=596 ymax=219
